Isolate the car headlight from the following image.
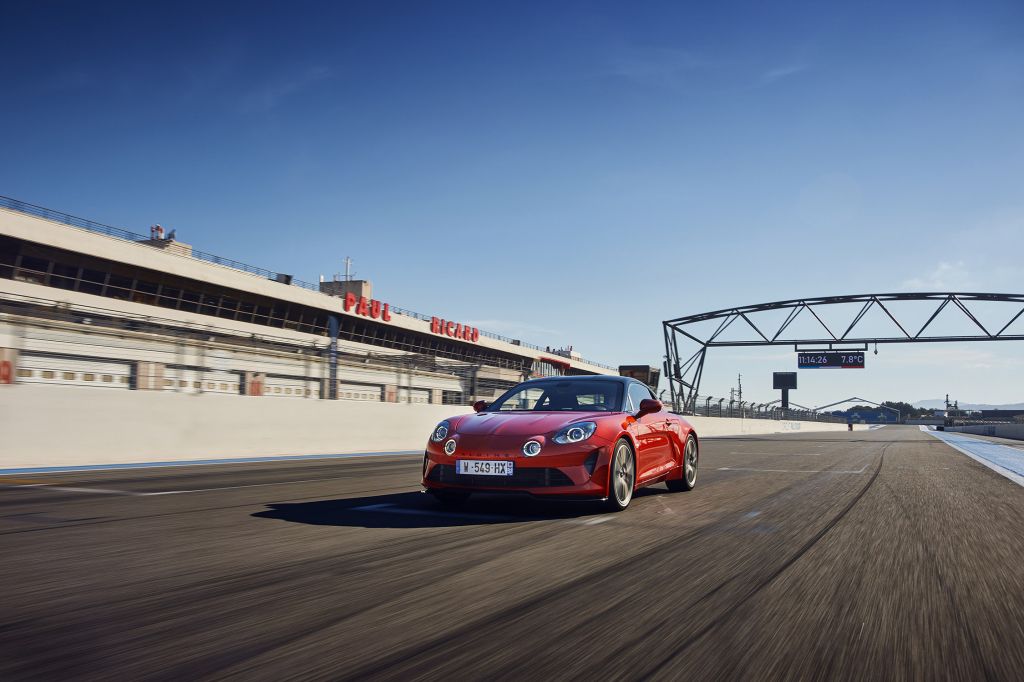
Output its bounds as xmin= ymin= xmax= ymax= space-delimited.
xmin=431 ymin=420 xmax=450 ymax=442
xmin=522 ymin=440 xmax=542 ymax=457
xmin=552 ymin=421 xmax=597 ymax=444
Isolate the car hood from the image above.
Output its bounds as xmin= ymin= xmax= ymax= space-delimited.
xmin=454 ymin=411 xmax=614 ymax=438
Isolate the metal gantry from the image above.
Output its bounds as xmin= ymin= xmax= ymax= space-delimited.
xmin=663 ymin=292 xmax=1024 ymax=413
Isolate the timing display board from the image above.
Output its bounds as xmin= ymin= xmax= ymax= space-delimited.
xmin=797 ymin=351 xmax=866 ymax=369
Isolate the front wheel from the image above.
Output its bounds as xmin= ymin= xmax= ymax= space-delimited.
xmin=605 ymin=439 xmax=636 ymax=511
xmin=667 ymin=434 xmax=698 ymax=492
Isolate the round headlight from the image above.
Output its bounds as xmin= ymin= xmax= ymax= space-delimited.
xmin=522 ymin=440 xmax=542 ymax=457
xmin=552 ymin=421 xmax=598 ymax=445
xmin=444 ymin=439 xmax=457 ymax=455
xmin=431 ymin=420 xmax=451 ymax=442
xmin=566 ymin=427 xmax=586 ymax=442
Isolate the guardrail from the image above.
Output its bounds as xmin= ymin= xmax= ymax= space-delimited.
xmin=0 ymin=195 xmax=615 ymax=370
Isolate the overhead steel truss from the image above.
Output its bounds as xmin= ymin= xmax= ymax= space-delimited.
xmin=663 ymin=292 xmax=1024 ymax=413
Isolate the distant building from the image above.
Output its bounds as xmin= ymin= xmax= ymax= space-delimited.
xmin=0 ymin=197 xmax=617 ymax=404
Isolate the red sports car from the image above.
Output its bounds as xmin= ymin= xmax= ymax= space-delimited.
xmin=422 ymin=375 xmax=699 ymax=511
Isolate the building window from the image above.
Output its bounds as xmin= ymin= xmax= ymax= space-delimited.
xmin=16 ymin=256 xmax=49 ymax=284
xmin=80 ymin=269 xmax=107 ymax=296
xmin=107 ymin=274 xmax=133 ymax=300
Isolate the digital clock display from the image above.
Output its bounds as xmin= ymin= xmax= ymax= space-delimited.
xmin=797 ymin=351 xmax=866 ymax=369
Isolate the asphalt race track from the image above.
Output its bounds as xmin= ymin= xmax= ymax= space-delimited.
xmin=2 ymin=426 xmax=1024 ymax=680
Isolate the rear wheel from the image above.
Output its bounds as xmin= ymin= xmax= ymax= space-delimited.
xmin=430 ymin=489 xmax=471 ymax=507
xmin=605 ymin=439 xmax=635 ymax=511
xmin=667 ymin=434 xmax=698 ymax=492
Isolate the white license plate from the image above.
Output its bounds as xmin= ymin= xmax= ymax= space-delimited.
xmin=457 ymin=459 xmax=514 ymax=476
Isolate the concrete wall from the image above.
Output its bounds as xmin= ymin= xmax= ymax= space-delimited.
xmin=0 ymin=385 xmax=867 ymax=469
xmin=686 ymin=416 xmax=866 ymax=438
xmin=0 ymin=385 xmax=468 ymax=468
xmin=945 ymin=424 xmax=1024 ymax=441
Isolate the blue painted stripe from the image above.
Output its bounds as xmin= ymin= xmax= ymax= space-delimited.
xmin=0 ymin=450 xmax=422 ymax=475
xmin=927 ymin=431 xmax=1024 ymax=487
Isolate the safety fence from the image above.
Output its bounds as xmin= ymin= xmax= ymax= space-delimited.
xmin=681 ymin=395 xmax=847 ymax=423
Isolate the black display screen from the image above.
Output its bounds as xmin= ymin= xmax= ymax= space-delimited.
xmin=797 ymin=351 xmax=866 ymax=369
xmin=773 ymin=372 xmax=797 ymax=389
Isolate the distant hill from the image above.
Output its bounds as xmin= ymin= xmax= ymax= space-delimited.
xmin=914 ymin=399 xmax=1024 ymax=411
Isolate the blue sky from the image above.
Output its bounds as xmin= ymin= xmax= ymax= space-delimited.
xmin=2 ymin=0 xmax=1023 ymax=405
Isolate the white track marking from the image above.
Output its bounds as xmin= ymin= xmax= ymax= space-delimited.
xmin=145 ymin=477 xmax=349 ymax=495
xmin=0 ymin=484 xmax=148 ymax=496
xmin=1 ymin=475 xmax=385 ymax=497
xmin=926 ymin=431 xmax=1024 ymax=488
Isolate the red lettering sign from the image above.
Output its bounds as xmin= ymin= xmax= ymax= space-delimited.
xmin=0 ymin=360 xmax=11 ymax=384
xmin=430 ymin=317 xmax=480 ymax=343
xmin=344 ymin=295 xmax=393 ymax=322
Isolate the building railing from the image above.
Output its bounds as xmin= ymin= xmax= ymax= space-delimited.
xmin=0 ymin=194 xmax=323 ymax=291
xmin=0 ymin=195 xmax=616 ymax=370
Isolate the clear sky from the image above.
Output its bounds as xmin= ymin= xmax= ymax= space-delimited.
xmin=2 ymin=0 xmax=1023 ymax=406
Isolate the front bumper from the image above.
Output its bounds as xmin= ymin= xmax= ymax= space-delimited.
xmin=421 ymin=443 xmax=611 ymax=498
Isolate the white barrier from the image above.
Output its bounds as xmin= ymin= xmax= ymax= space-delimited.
xmin=0 ymin=385 xmax=466 ymax=469
xmin=0 ymin=385 xmax=865 ymax=469
xmin=944 ymin=424 xmax=1024 ymax=441
xmin=687 ymin=416 xmax=866 ymax=438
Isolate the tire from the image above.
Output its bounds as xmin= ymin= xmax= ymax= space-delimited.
xmin=667 ymin=434 xmax=698 ymax=492
xmin=605 ymin=439 xmax=636 ymax=511
xmin=430 ymin=489 xmax=471 ymax=507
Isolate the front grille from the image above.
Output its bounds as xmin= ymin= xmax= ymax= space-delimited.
xmin=427 ymin=464 xmax=573 ymax=488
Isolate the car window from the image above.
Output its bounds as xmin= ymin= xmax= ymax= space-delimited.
xmin=627 ymin=382 xmax=653 ymax=412
xmin=489 ymin=379 xmax=624 ymax=412
xmin=495 ymin=387 xmax=545 ymax=411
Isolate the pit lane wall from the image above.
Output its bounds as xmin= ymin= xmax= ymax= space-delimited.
xmin=944 ymin=424 xmax=1024 ymax=441
xmin=0 ymin=385 xmax=864 ymax=469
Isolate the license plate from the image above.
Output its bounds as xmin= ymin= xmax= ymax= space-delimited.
xmin=457 ymin=459 xmax=514 ymax=476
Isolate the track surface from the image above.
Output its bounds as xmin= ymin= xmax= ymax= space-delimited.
xmin=2 ymin=426 xmax=1024 ymax=680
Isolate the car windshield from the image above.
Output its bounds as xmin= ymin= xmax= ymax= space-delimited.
xmin=487 ymin=379 xmax=624 ymax=412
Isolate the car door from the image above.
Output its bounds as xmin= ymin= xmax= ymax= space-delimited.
xmin=627 ymin=383 xmax=673 ymax=481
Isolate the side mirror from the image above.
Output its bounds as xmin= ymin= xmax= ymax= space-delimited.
xmin=473 ymin=400 xmax=489 ymax=413
xmin=637 ymin=398 xmax=662 ymax=418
